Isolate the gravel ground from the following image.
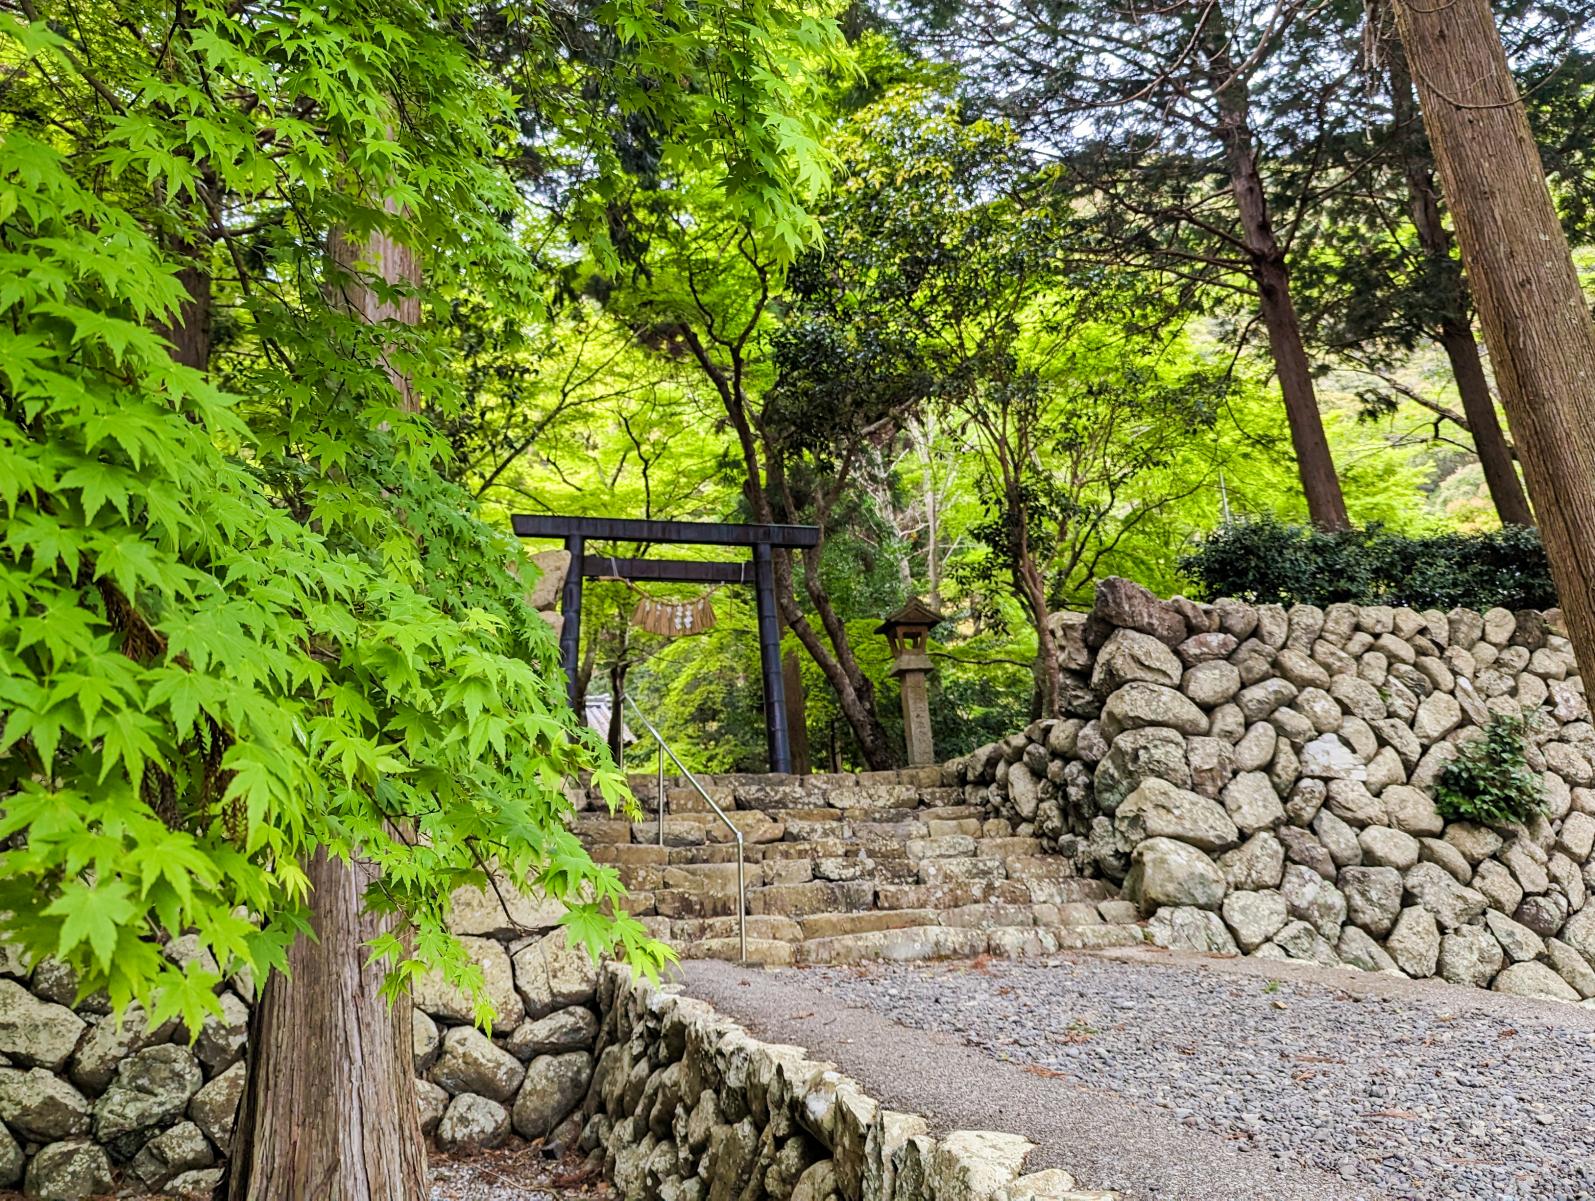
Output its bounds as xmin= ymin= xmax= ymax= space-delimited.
xmin=793 ymin=951 xmax=1595 ymax=1201
xmin=685 ymin=958 xmax=1367 ymax=1201
xmin=0 ymin=1149 xmax=608 ymax=1201
xmin=428 ymin=1146 xmax=610 ymax=1201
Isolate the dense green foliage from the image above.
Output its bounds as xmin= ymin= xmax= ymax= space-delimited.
xmin=498 ymin=53 xmax=1444 ymax=765
xmin=8 ymin=0 xmax=1593 ymax=1030
xmin=0 ymin=0 xmax=842 ymax=1028
xmin=1435 ymin=716 xmax=1546 ymax=826
xmin=1180 ymin=520 xmax=1556 ymax=611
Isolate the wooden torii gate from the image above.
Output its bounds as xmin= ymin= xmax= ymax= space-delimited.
xmin=511 ymin=515 xmax=820 ymax=773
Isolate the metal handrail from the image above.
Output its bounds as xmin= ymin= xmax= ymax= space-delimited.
xmin=622 ymin=695 xmax=746 ymax=963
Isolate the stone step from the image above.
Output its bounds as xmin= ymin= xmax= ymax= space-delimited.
xmin=573 ymin=817 xmax=635 ymax=842
xmin=751 ymin=838 xmax=854 ymax=861
xmin=670 ymin=914 xmax=804 ymax=942
xmin=795 ymin=908 xmax=941 ymax=940
xmin=689 ymin=936 xmax=795 ymax=966
xmin=648 ymin=819 xmax=1019 ymax=847
xmin=663 ymin=844 xmax=747 ymax=865
xmin=987 ymin=923 xmax=1150 ymax=959
xmin=916 ymin=803 xmax=988 ymax=821
xmin=572 ymin=770 xmax=1132 ymax=964
xmin=587 ymin=843 xmax=668 ymax=866
xmin=792 ymin=921 xmax=1148 ymax=966
xmin=612 ymin=800 xmax=995 ymax=829
xmin=580 ymin=826 xmax=1043 ymax=862
xmin=875 ymin=879 xmax=1027 ymax=909
xmin=608 ymin=784 xmax=961 ymax=817
xmin=582 ymin=802 xmax=1018 ymax=838
xmin=747 ymin=880 xmax=877 ymax=918
xmin=644 ymin=899 xmax=1143 ymax=947
xmin=795 ymin=924 xmax=989 ymax=964
xmin=607 ymin=854 xmax=1103 ymax=901
xmin=625 ymin=813 xmax=788 ymax=846
xmin=780 ymin=815 xmax=852 ymax=841
xmin=607 ymin=767 xmax=961 ymax=803
xmin=652 ymin=888 xmax=735 ymax=919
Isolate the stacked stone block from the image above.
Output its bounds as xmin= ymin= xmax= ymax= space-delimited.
xmin=582 ymin=963 xmax=1115 ymax=1201
xmin=573 ymin=770 xmax=1143 ymax=967
xmin=968 ymin=578 xmax=1595 ymax=1002
xmin=0 ymin=900 xmax=603 ymax=1198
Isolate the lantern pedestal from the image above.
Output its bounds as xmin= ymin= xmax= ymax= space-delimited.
xmin=877 ymin=598 xmax=944 ymax=768
xmin=889 ymin=651 xmax=936 ymax=766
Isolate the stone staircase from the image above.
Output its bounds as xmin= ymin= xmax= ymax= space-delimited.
xmin=572 ymin=768 xmax=1147 ymax=965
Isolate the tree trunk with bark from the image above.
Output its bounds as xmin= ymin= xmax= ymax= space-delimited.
xmin=913 ymin=419 xmax=945 ymax=610
xmin=152 ymin=172 xmax=216 ymax=372
xmin=156 ymin=258 xmax=212 ymax=371
xmin=1017 ymin=554 xmax=1063 ymax=719
xmin=1392 ymin=0 xmax=1595 ymax=680
xmin=228 ymin=850 xmax=427 ymax=1201
xmin=1436 ymin=317 xmax=1533 ymax=525
xmin=764 ymin=436 xmax=897 ymax=770
xmin=682 ymin=327 xmax=896 ymax=769
xmin=774 ymin=544 xmax=897 ymax=769
xmin=1201 ymin=21 xmax=1351 ymax=531
xmin=607 ymin=656 xmax=629 ymax=764
xmin=1386 ymin=34 xmax=1534 ymax=527
xmin=229 ymin=223 xmax=427 ymax=1201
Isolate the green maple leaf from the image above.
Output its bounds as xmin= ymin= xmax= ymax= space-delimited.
xmin=96 ymin=706 xmax=163 ymax=784
xmin=59 ymin=458 xmax=132 ymax=523
xmin=557 ymin=904 xmax=612 ymax=961
xmin=148 ymin=961 xmax=225 ymax=1034
xmin=45 ymin=879 xmax=136 ymax=972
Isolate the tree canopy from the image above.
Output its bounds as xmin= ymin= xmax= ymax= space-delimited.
xmin=5 ymin=0 xmax=1594 ymax=1037
xmin=0 ymin=0 xmax=843 ymax=1027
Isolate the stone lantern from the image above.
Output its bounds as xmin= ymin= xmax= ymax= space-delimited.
xmin=877 ymin=598 xmax=943 ymax=766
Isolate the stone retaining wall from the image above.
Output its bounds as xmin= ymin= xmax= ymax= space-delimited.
xmin=962 ymin=579 xmax=1595 ymax=1002
xmin=581 ymin=964 xmax=1112 ymax=1201
xmin=0 ymin=927 xmax=1117 ymax=1201
xmin=0 ymin=891 xmax=604 ymax=1199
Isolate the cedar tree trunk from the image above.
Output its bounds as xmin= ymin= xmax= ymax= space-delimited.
xmin=1387 ymin=34 xmax=1534 ymax=527
xmin=1393 ymin=0 xmax=1595 ymax=680
xmin=1201 ymin=19 xmax=1351 ymax=531
xmin=227 ymin=850 xmax=427 ymax=1200
xmin=228 ymin=224 xmax=427 ymax=1200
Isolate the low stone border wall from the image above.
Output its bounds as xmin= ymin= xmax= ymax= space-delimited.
xmin=0 ymin=938 xmax=1120 ymax=1200
xmin=0 ymin=892 xmax=603 ymax=1199
xmin=963 ymin=579 xmax=1595 ymax=1002
xmin=580 ymin=963 xmax=1113 ymax=1201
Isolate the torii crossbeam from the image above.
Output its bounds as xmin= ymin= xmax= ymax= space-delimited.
xmin=511 ymin=515 xmax=821 ymax=773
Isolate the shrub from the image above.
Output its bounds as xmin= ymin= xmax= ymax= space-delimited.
xmin=1179 ymin=518 xmax=1555 ymax=610
xmin=1434 ymin=716 xmax=1545 ymax=826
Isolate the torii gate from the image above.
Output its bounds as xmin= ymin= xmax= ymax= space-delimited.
xmin=511 ymin=515 xmax=820 ymax=773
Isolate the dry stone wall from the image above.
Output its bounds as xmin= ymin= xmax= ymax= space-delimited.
xmin=582 ymin=963 xmax=1113 ymax=1201
xmin=963 ymin=579 xmax=1595 ymax=1002
xmin=0 ymin=889 xmax=603 ymax=1199
xmin=2 ymin=885 xmax=1120 ymax=1201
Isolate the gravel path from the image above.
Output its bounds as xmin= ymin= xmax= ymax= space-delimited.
xmin=684 ymin=951 xmax=1595 ymax=1201
xmin=685 ymin=959 xmax=1367 ymax=1201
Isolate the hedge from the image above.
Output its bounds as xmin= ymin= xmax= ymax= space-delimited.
xmin=1179 ymin=519 xmax=1556 ymax=611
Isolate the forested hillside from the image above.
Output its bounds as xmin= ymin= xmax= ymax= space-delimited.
xmin=460 ymin=14 xmax=1595 ymax=771
xmin=8 ymin=0 xmax=1595 ymax=1193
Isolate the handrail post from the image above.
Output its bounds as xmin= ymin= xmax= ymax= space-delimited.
xmin=735 ymin=832 xmax=746 ymax=963
xmin=624 ymin=695 xmax=746 ymax=965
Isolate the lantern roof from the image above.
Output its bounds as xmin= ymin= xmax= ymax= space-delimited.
xmin=875 ymin=598 xmax=945 ymax=635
